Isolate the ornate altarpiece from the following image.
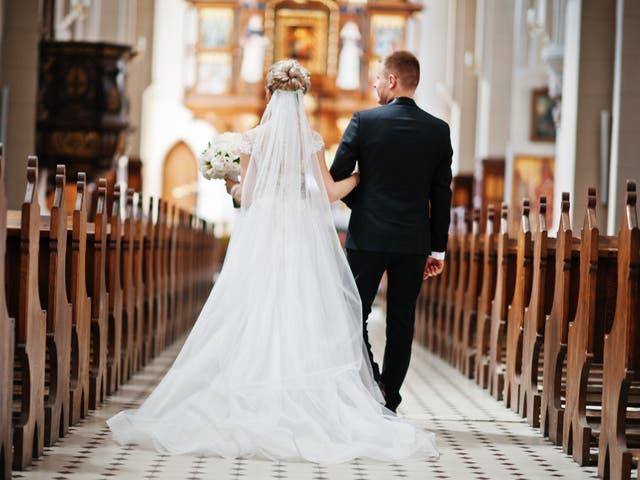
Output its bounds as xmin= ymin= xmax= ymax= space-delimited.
xmin=183 ymin=0 xmax=421 ymax=148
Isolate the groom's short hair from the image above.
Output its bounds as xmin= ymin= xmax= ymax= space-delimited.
xmin=383 ymin=51 xmax=420 ymax=90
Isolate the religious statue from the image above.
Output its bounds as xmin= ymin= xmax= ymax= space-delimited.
xmin=241 ymin=15 xmax=269 ymax=84
xmin=336 ymin=22 xmax=361 ymax=91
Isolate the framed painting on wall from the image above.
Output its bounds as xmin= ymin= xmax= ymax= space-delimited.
xmin=197 ymin=52 xmax=232 ymax=94
xmin=274 ymin=9 xmax=329 ymax=75
xmin=370 ymin=14 xmax=405 ymax=58
xmin=530 ymin=87 xmax=556 ymax=142
xmin=511 ymin=155 xmax=554 ymax=234
xmin=199 ymin=7 xmax=234 ymax=49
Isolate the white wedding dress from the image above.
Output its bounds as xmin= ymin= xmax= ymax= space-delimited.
xmin=107 ymin=90 xmax=438 ymax=463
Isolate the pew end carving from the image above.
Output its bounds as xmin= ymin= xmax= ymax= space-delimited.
xmin=0 ymin=144 xmax=15 ymax=478
xmin=598 ymin=180 xmax=640 ymax=479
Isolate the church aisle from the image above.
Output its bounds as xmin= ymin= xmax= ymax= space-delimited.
xmin=12 ymin=308 xmax=597 ymax=480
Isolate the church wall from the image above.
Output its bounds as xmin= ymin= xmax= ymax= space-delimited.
xmin=127 ymin=0 xmax=155 ymax=163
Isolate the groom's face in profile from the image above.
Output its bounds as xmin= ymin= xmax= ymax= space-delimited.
xmin=373 ymin=64 xmax=392 ymax=105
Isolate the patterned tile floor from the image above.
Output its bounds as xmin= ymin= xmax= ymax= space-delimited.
xmin=12 ymin=307 xmax=599 ymax=480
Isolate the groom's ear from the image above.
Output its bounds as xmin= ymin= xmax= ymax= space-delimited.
xmin=388 ymin=73 xmax=398 ymax=89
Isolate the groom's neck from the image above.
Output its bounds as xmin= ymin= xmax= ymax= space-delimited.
xmin=387 ymin=91 xmax=415 ymax=103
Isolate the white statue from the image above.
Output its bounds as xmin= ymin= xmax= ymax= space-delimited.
xmin=336 ymin=22 xmax=362 ymax=91
xmin=241 ymin=15 xmax=268 ymax=84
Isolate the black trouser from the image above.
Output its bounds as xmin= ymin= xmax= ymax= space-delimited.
xmin=347 ymin=249 xmax=427 ymax=411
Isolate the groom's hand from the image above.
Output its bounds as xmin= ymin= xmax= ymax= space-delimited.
xmin=423 ymin=257 xmax=444 ymax=279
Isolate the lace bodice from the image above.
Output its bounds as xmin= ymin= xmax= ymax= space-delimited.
xmin=239 ymin=126 xmax=324 ymax=156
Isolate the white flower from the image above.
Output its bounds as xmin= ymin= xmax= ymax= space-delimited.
xmin=199 ymin=132 xmax=242 ymax=180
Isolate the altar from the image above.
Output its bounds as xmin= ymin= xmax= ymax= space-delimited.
xmin=183 ymin=0 xmax=421 ymax=149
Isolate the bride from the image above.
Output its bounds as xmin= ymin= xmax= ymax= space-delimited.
xmin=107 ymin=59 xmax=438 ymax=464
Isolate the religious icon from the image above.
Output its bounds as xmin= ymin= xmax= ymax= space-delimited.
xmin=530 ymin=88 xmax=556 ymax=142
xmin=274 ymin=9 xmax=328 ymax=75
xmin=199 ymin=7 xmax=233 ymax=49
xmin=370 ymin=15 xmax=404 ymax=58
xmin=198 ymin=53 xmax=232 ymax=94
xmin=289 ymin=27 xmax=315 ymax=61
xmin=512 ymin=155 xmax=554 ymax=233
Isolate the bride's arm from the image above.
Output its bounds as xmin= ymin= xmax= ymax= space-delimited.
xmin=229 ymin=153 xmax=250 ymax=205
xmin=317 ymin=150 xmax=359 ymax=202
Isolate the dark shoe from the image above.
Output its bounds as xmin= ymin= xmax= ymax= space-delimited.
xmin=384 ymin=391 xmax=401 ymax=413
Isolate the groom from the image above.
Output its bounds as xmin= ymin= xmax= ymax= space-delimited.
xmin=330 ymin=51 xmax=453 ymax=412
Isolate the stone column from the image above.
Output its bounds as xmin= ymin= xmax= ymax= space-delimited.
xmin=0 ymin=0 xmax=40 ymax=208
xmin=606 ymin=0 xmax=640 ymax=233
xmin=444 ymin=0 xmax=477 ymax=176
xmin=413 ymin=0 xmax=450 ymax=122
xmin=473 ymin=0 xmax=514 ymax=187
xmin=555 ymin=0 xmax=616 ymax=227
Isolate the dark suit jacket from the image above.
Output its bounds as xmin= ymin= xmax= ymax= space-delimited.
xmin=330 ymin=97 xmax=453 ymax=255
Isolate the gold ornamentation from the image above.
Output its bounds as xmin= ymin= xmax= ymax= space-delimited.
xmin=265 ymin=0 xmax=339 ymax=77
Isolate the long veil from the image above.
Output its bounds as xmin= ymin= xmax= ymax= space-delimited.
xmin=107 ymin=89 xmax=437 ymax=463
xmin=229 ymin=89 xmax=382 ymax=400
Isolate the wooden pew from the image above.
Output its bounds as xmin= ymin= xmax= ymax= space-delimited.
xmin=563 ymin=187 xmax=618 ymax=465
xmin=68 ymin=173 xmax=92 ymax=424
xmin=519 ymin=197 xmax=556 ymax=427
xmin=421 ymin=262 xmax=438 ymax=350
xmin=87 ymin=179 xmax=109 ymax=410
xmin=197 ymin=219 xmax=214 ymax=318
xmin=120 ymin=189 xmax=135 ymax=382
xmin=415 ymin=267 xmax=433 ymax=347
xmin=175 ymin=209 xmax=187 ymax=335
xmin=459 ymin=208 xmax=483 ymax=377
xmin=40 ymin=166 xmax=72 ymax=445
xmin=442 ymin=212 xmax=461 ymax=361
xmin=143 ymin=198 xmax=157 ymax=359
xmin=6 ymin=157 xmax=46 ymax=469
xmin=161 ymin=201 xmax=170 ymax=344
xmin=452 ymin=211 xmax=470 ymax=369
xmin=504 ymin=199 xmax=533 ymax=410
xmin=132 ymin=193 xmax=147 ymax=368
xmin=167 ymin=205 xmax=178 ymax=342
xmin=598 ymin=180 xmax=640 ymax=480
xmin=153 ymin=200 xmax=168 ymax=353
xmin=434 ymin=214 xmax=455 ymax=357
xmin=0 ymin=145 xmax=15 ymax=479
xmin=414 ymin=272 xmax=428 ymax=346
xmin=540 ymin=192 xmax=580 ymax=444
xmin=106 ymin=186 xmax=123 ymax=395
xmin=488 ymin=204 xmax=517 ymax=400
xmin=475 ymin=205 xmax=498 ymax=389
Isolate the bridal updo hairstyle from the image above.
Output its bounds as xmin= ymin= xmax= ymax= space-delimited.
xmin=266 ymin=59 xmax=311 ymax=94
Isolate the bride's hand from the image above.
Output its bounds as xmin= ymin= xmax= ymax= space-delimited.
xmin=225 ymin=178 xmax=239 ymax=194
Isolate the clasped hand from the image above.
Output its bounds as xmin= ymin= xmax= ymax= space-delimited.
xmin=423 ymin=257 xmax=444 ymax=279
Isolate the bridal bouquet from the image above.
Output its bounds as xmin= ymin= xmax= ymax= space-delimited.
xmin=199 ymin=132 xmax=242 ymax=182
